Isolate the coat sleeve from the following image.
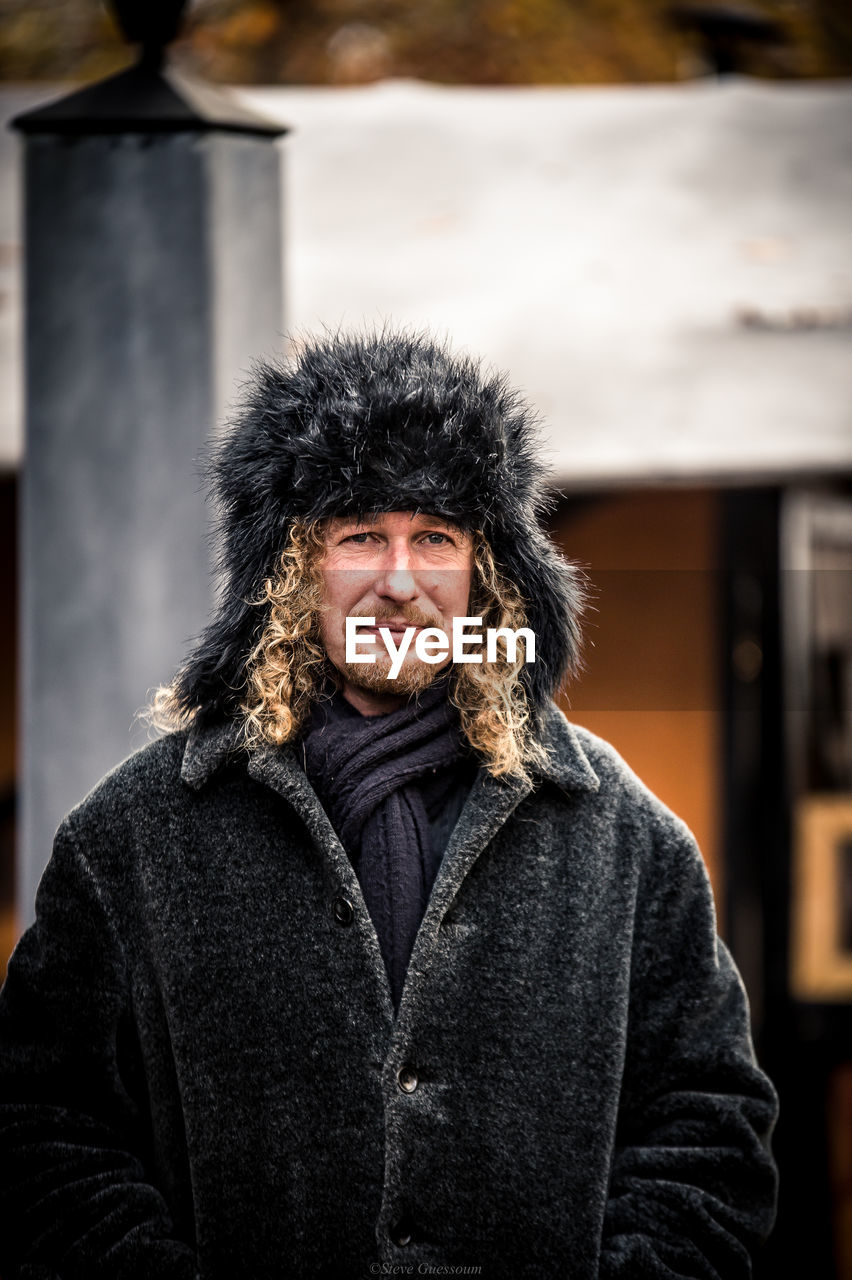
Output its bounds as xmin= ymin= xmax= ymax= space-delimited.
xmin=599 ymin=817 xmax=779 ymax=1279
xmin=0 ymin=818 xmax=199 ymax=1280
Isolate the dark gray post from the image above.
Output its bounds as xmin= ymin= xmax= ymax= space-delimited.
xmin=13 ymin=22 xmax=286 ymax=924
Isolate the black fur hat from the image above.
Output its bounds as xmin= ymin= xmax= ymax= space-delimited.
xmin=173 ymin=327 xmax=584 ymax=724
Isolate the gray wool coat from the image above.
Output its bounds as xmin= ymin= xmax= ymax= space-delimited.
xmin=0 ymin=703 xmax=778 ymax=1280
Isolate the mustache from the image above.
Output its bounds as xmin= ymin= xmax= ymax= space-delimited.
xmin=348 ymin=603 xmax=444 ymax=629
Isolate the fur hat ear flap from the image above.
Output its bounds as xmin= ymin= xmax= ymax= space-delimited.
xmin=169 ymin=327 xmax=585 ymax=725
xmin=492 ymin=526 xmax=586 ymax=711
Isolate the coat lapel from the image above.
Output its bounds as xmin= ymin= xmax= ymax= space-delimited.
xmin=420 ymin=768 xmax=532 ymax=930
xmin=246 ymin=742 xmax=400 ymax=1022
xmin=183 ymin=722 xmax=396 ymax=1020
xmin=246 ymin=744 xmax=346 ymax=873
xmin=388 ymin=767 xmax=534 ymax=1024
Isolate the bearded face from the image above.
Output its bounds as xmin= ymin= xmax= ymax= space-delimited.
xmin=317 ymin=512 xmax=474 ymax=714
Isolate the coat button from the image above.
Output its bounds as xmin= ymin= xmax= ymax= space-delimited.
xmin=332 ymin=896 xmax=354 ymax=925
xmin=389 ymin=1217 xmax=413 ymax=1247
xmin=397 ymin=1065 xmax=419 ymax=1093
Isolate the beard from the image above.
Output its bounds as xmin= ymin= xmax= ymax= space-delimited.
xmin=332 ymin=601 xmax=450 ymax=698
xmin=337 ymin=652 xmax=449 ymax=697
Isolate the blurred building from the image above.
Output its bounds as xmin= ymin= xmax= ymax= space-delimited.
xmin=0 ymin=73 xmax=850 ymax=1275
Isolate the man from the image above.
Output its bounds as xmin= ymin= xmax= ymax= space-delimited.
xmin=0 ymin=329 xmax=777 ymax=1279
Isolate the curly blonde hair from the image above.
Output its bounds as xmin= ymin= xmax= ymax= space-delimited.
xmin=152 ymin=520 xmax=546 ymax=779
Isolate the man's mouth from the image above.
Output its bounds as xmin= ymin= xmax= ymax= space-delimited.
xmin=359 ymin=622 xmax=425 ymax=641
xmin=372 ymin=620 xmax=423 ymax=631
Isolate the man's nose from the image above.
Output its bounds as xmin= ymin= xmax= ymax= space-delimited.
xmin=374 ymin=543 xmax=418 ymax=601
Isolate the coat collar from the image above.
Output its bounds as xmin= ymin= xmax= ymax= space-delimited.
xmin=180 ymin=717 xmax=244 ymax=790
xmin=180 ymin=698 xmax=599 ymax=797
xmin=533 ymin=700 xmax=601 ymax=795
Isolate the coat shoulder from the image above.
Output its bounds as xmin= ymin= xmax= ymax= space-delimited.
xmin=551 ymin=714 xmax=716 ymax=922
xmin=62 ymin=731 xmax=190 ymax=839
xmin=555 ymin=711 xmax=700 ymax=851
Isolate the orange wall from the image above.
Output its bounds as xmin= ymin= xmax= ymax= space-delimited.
xmin=551 ymin=489 xmax=722 ymax=910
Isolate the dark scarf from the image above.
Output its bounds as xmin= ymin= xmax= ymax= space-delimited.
xmin=301 ymin=681 xmax=473 ymax=1008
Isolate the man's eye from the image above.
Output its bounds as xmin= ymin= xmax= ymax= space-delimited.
xmin=423 ymin=532 xmax=449 ymax=545
xmin=343 ymin=532 xmax=371 ymax=544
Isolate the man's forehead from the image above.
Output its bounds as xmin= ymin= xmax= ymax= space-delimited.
xmin=324 ymin=511 xmax=465 ymax=533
